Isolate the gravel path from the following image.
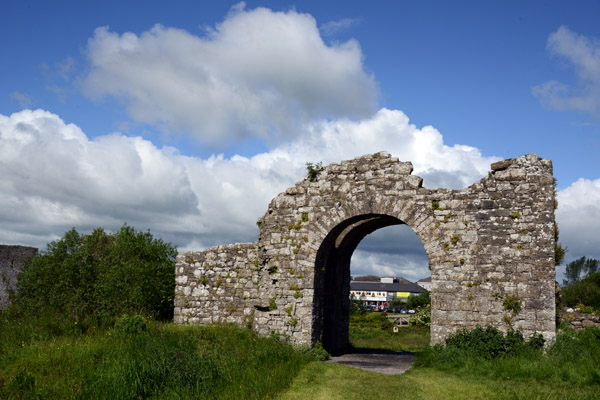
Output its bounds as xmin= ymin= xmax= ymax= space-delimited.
xmin=327 ymin=350 xmax=415 ymax=375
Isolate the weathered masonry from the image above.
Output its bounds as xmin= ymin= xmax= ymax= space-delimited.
xmin=175 ymin=152 xmax=556 ymax=353
xmin=0 ymin=245 xmax=38 ymax=310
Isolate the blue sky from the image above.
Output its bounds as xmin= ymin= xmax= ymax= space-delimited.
xmin=2 ymin=1 xmax=600 ymax=283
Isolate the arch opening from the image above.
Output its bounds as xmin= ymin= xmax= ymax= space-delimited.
xmin=313 ymin=214 xmax=431 ymax=355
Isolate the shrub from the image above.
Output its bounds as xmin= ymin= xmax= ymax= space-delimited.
xmin=114 ymin=314 xmax=148 ymax=336
xmin=299 ymin=341 xmax=331 ymax=361
xmin=406 ymin=290 xmax=430 ymax=310
xmin=409 ymin=304 xmax=431 ymax=327
xmin=11 ymin=225 xmax=176 ymax=324
xmin=562 ymin=273 xmax=600 ymax=309
xmin=442 ymin=325 xmax=543 ymax=359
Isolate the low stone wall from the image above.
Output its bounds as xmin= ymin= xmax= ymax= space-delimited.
xmin=560 ymin=308 xmax=600 ymax=330
xmin=0 ymin=245 xmax=38 ymax=309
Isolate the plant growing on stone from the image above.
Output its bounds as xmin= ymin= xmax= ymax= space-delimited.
xmin=305 ymin=162 xmax=323 ymax=182
xmin=284 ymin=305 xmax=293 ymax=317
xmin=268 ymin=296 xmax=277 ymax=311
xmin=502 ymin=294 xmax=522 ymax=326
xmin=450 ymin=234 xmax=460 ymax=246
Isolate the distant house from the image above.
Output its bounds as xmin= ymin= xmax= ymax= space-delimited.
xmin=417 ymin=276 xmax=432 ymax=291
xmin=350 ymin=277 xmax=424 ymax=310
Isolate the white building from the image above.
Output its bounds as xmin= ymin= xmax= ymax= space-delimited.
xmin=350 ymin=277 xmax=424 ymax=310
xmin=417 ymin=276 xmax=432 ymax=291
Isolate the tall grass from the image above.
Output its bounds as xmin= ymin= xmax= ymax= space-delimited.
xmin=415 ymin=325 xmax=600 ymax=387
xmin=0 ymin=313 xmax=313 ymax=399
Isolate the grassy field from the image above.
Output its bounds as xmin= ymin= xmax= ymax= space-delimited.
xmin=278 ymin=312 xmax=600 ymax=400
xmin=2 ymin=310 xmax=599 ymax=399
xmin=0 ymin=314 xmax=313 ymax=399
xmin=348 ymin=311 xmax=430 ymax=352
xmin=279 ymin=361 xmax=599 ymax=400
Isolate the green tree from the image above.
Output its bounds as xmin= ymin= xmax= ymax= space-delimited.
xmin=406 ymin=290 xmax=430 ymax=310
xmin=563 ymin=257 xmax=599 ymax=286
xmin=388 ymin=296 xmax=404 ymax=311
xmin=561 ymin=276 xmax=600 ymax=309
xmin=13 ymin=225 xmax=176 ymax=322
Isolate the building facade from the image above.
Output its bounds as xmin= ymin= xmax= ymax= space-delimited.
xmin=350 ymin=277 xmax=425 ymax=310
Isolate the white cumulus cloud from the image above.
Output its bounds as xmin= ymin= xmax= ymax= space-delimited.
xmin=81 ymin=3 xmax=377 ymax=145
xmin=533 ymin=26 xmax=600 ymax=116
xmin=1 ymin=107 xmax=499 ymax=277
xmin=556 ymin=178 xmax=600 ymax=264
xmin=0 ymin=109 xmax=199 ymax=247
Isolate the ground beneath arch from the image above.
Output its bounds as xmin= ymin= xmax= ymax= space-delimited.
xmin=327 ymin=350 xmax=415 ymax=375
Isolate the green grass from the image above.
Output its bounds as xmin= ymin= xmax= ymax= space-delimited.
xmin=277 ymin=313 xmax=599 ymax=400
xmin=2 ymin=309 xmax=599 ymax=399
xmin=0 ymin=314 xmax=313 ymax=399
xmin=278 ymin=361 xmax=599 ymax=400
xmin=416 ymin=325 xmax=600 ymax=387
xmin=349 ymin=311 xmax=430 ymax=352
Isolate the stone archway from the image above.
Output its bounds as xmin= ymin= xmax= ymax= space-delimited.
xmin=313 ymin=214 xmax=418 ymax=354
xmin=175 ymin=152 xmax=557 ymax=349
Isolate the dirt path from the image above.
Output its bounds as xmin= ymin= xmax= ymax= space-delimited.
xmin=327 ymin=350 xmax=415 ymax=375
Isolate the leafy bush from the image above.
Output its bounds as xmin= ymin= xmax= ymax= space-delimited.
xmin=416 ymin=325 xmax=600 ymax=387
xmin=406 ymin=290 xmax=430 ymax=310
xmin=114 ymin=314 xmax=148 ymax=336
xmin=562 ymin=272 xmax=600 ymax=309
xmin=11 ymin=225 xmax=176 ymax=324
xmin=409 ymin=304 xmax=431 ymax=327
xmin=299 ymin=341 xmax=331 ymax=361
xmin=441 ymin=325 xmax=544 ymax=360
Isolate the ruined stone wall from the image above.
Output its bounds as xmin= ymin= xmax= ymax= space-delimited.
xmin=175 ymin=152 xmax=556 ymax=351
xmin=560 ymin=308 xmax=600 ymax=330
xmin=0 ymin=245 xmax=38 ymax=309
xmin=174 ymin=243 xmax=259 ymax=327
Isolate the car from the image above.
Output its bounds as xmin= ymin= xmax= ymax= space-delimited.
xmin=408 ymin=309 xmax=416 ymax=314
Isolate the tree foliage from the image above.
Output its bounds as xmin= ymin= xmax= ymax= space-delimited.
xmin=406 ymin=290 xmax=430 ymax=310
xmin=563 ymin=257 xmax=599 ymax=286
xmin=408 ymin=304 xmax=431 ymax=327
xmin=562 ymin=271 xmax=600 ymax=309
xmin=12 ymin=225 xmax=176 ymax=322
